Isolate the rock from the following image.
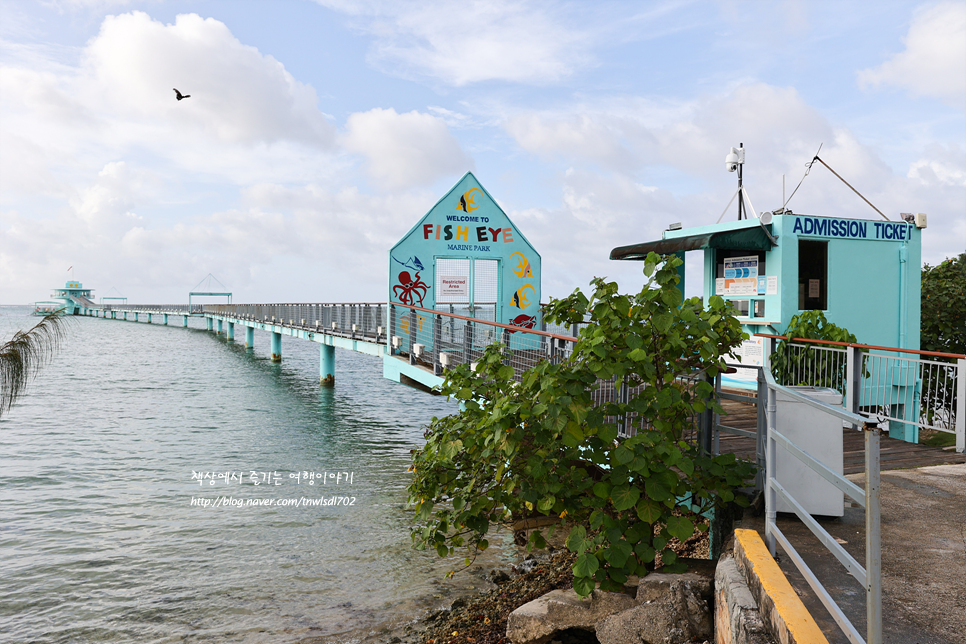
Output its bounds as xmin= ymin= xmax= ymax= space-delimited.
xmin=633 ymin=570 xmax=713 ymax=603
xmin=518 ymin=555 xmax=540 ymax=575
xmin=491 ymin=568 xmax=512 ymax=584
xmin=507 ymin=589 xmax=637 ymax=644
xmin=596 ymin=576 xmax=713 ymax=644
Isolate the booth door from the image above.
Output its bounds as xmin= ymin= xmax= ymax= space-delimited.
xmin=434 ymin=258 xmax=500 ymax=322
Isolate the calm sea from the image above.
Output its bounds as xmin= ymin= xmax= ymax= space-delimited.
xmin=0 ymin=306 xmax=516 ymax=643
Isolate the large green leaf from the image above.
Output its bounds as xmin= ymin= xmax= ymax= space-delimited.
xmin=573 ymin=552 xmax=600 ymax=577
xmin=610 ymin=485 xmax=640 ymax=511
xmin=666 ymin=515 xmax=694 ymax=541
xmin=636 ymin=498 xmax=662 ymax=523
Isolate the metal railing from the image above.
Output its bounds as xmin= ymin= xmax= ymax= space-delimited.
xmin=764 ymin=335 xmax=965 ymax=453
xmin=202 ymin=303 xmax=387 ymax=342
xmin=762 ymin=340 xmax=882 ymax=644
xmin=104 ymin=304 xmax=199 ymax=313
xmin=387 ymin=302 xmax=577 ymax=378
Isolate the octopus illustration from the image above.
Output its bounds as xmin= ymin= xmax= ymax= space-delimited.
xmin=393 ymin=271 xmax=430 ymax=307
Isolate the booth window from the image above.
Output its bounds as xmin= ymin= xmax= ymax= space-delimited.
xmin=716 ymin=249 xmax=766 ymax=279
xmin=798 ymin=240 xmax=827 ymax=310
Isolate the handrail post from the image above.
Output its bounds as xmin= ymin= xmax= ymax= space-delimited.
xmin=409 ymin=308 xmax=417 ymax=365
xmin=865 ymin=422 xmax=882 ymax=644
xmin=755 ymin=366 xmax=766 ymax=490
xmin=957 ymin=358 xmax=965 ymax=453
xmin=847 ymin=345 xmax=864 ymax=426
xmin=765 ymin=382 xmax=778 ymax=556
xmin=388 ymin=305 xmax=396 ymax=355
xmin=699 ymin=372 xmax=713 ymax=455
xmin=433 ymin=314 xmax=442 ymax=376
xmin=463 ymin=318 xmax=473 ymax=366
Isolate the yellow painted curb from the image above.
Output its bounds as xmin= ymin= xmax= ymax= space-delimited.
xmin=734 ymin=529 xmax=829 ymax=644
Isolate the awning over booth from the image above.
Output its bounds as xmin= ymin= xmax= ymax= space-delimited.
xmin=610 ymin=225 xmax=775 ymax=260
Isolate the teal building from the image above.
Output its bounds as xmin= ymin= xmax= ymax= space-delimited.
xmin=612 ymin=213 xmax=924 ymax=440
xmin=388 ymin=172 xmax=542 ymax=349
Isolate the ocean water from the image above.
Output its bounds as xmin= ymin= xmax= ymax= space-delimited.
xmin=0 ymin=307 xmax=517 ymax=643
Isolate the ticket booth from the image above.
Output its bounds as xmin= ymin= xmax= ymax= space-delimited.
xmin=611 ymin=212 xmax=924 ymax=440
xmin=387 ymin=172 xmax=542 ymax=381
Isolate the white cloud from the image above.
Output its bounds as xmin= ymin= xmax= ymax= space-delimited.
xmin=858 ymin=2 xmax=966 ymax=106
xmin=343 ymin=107 xmax=473 ymax=190
xmin=908 ymin=143 xmax=966 ymax=187
xmin=315 ymin=0 xmax=590 ymax=86
xmin=0 ymin=11 xmax=339 ymax=199
xmin=505 ymin=113 xmax=647 ymax=171
xmin=81 ymin=11 xmax=335 ymax=147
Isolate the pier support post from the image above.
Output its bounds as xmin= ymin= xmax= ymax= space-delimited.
xmin=183 ymin=315 xmax=188 ymax=328
xmin=320 ymin=344 xmax=335 ymax=386
xmin=227 ymin=321 xmax=234 ymax=342
xmin=134 ymin=312 xmax=139 ymax=322
xmin=217 ymin=319 xmax=223 ymax=335
xmin=163 ymin=314 xmax=168 ymax=325
xmin=206 ymin=317 xmax=213 ymax=332
xmin=271 ymin=332 xmax=282 ymax=362
xmin=245 ymin=326 xmax=255 ymax=349
xmin=147 ymin=313 xmax=152 ymax=323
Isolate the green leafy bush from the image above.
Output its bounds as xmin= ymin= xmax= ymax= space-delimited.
xmin=921 ymin=252 xmax=965 ymax=356
xmin=769 ymin=310 xmax=857 ymax=391
xmin=408 ymin=253 xmax=755 ymax=597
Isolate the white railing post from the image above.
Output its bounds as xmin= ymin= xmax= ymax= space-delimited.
xmin=957 ymin=358 xmax=965 ymax=454
xmin=765 ymin=384 xmax=778 ymax=557
xmin=865 ymin=422 xmax=882 ymax=644
xmin=846 ymin=345 xmax=863 ymax=425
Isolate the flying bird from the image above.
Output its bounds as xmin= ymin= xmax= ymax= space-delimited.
xmin=173 ymin=88 xmax=191 ymax=101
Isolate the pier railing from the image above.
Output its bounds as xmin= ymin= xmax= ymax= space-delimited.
xmin=203 ymin=303 xmax=387 ymax=341
xmin=387 ymin=302 xmax=578 ymax=378
xmin=761 ymin=334 xmax=965 ymax=452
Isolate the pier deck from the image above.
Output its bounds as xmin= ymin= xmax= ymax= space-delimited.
xmin=718 ymin=397 xmax=966 ymax=473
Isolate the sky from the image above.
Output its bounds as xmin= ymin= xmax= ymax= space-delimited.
xmin=1 ymin=0 xmax=964 ymax=305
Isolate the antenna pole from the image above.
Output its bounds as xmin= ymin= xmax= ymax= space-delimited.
xmin=737 ymin=142 xmax=744 ymax=220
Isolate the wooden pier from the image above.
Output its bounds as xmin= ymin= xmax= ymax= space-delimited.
xmin=717 ymin=397 xmax=965 ymax=475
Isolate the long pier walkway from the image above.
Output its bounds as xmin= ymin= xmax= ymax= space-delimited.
xmin=70 ymin=299 xmax=579 ymax=392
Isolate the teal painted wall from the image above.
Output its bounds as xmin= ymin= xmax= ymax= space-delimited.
xmin=693 ymin=214 xmax=921 ymax=350
xmin=388 ymin=172 xmax=542 ymax=349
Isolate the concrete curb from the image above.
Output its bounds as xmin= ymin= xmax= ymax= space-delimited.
xmin=714 ymin=556 xmax=775 ymax=644
xmin=733 ymin=529 xmax=828 ymax=644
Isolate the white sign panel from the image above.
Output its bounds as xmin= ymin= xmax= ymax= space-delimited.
xmin=766 ymin=276 xmax=778 ymax=295
xmin=726 ymin=336 xmax=765 ymax=385
xmin=440 ymin=276 xmax=468 ymax=298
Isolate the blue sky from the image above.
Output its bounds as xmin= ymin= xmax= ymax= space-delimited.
xmin=1 ymin=0 xmax=963 ymax=305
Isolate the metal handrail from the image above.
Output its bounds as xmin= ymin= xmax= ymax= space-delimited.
xmin=761 ymin=340 xmax=881 ymax=644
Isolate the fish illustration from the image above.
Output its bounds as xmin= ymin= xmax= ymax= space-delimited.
xmin=508 ymin=284 xmax=535 ymax=309
xmin=456 ymin=188 xmax=482 ymax=212
xmin=510 ymin=252 xmax=532 ymax=278
xmin=391 ymin=255 xmax=425 ymax=272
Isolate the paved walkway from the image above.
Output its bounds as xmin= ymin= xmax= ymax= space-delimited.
xmin=739 ymin=463 xmax=966 ymax=644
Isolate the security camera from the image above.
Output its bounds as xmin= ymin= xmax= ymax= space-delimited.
xmin=725 ymin=146 xmax=745 ymax=172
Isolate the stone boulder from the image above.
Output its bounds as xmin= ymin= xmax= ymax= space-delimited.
xmin=596 ymin=575 xmax=713 ymax=644
xmin=507 ymin=588 xmax=637 ymax=644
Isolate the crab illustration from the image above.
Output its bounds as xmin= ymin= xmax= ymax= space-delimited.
xmin=393 ymin=271 xmax=430 ymax=307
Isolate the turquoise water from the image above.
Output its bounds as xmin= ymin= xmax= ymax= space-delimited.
xmin=0 ymin=307 xmax=515 ymax=643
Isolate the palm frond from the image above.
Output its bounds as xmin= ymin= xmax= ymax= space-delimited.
xmin=0 ymin=312 xmax=70 ymax=418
